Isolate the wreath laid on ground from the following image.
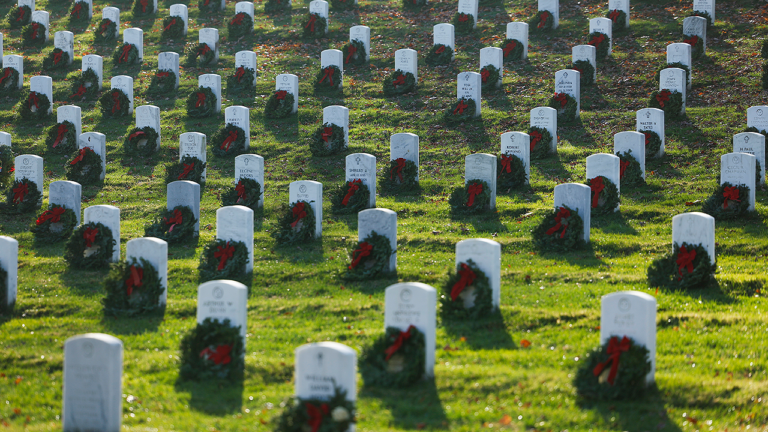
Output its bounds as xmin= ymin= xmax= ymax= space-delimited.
xmin=31 ymin=204 xmax=77 ymax=243
xmin=21 ymin=22 xmax=46 ymax=46
xmin=265 ymin=0 xmax=292 ymax=13
xmin=186 ymin=86 xmax=217 ymax=118
xmin=147 ymin=70 xmax=177 ymax=96
xmin=0 ymin=146 xmax=14 ymax=187
xmin=64 ymin=222 xmax=116 ymax=269
xmin=271 ymin=200 xmax=316 ymax=244
xmin=528 ymin=127 xmax=553 ymax=160
xmin=99 ymin=88 xmax=130 ymax=118
xmin=448 ymin=179 xmax=491 ymax=214
xmin=529 ymin=10 xmax=553 ymax=31
xmin=0 ymin=67 xmax=20 ymax=95
xmin=500 ymin=38 xmax=524 ymax=62
xmin=198 ymin=0 xmax=223 ymax=13
xmin=655 ymin=62 xmax=690 ymax=84
xmin=402 ymin=0 xmax=427 ymax=8
xmin=45 ymin=121 xmax=77 ymax=154
xmin=198 ymin=239 xmax=249 ymax=283
xmin=0 ymin=266 xmax=9 ymax=314
xmin=144 ymin=205 xmax=197 ymax=244
xmin=221 ymin=178 xmax=261 ymax=210
xmin=69 ymin=68 xmax=100 ymax=100
xmin=343 ymin=231 xmax=393 ymax=280
xmin=180 ymin=318 xmax=245 ymax=380
xmin=211 ymin=124 xmax=246 ymax=157
xmin=93 ymin=18 xmax=117 ymax=43
xmin=647 ymin=242 xmax=716 ymax=290
xmin=162 ymin=15 xmax=185 ymax=39
xmin=228 ymin=12 xmax=253 ymax=39
xmin=606 ymin=9 xmax=627 ymax=28
xmin=4 ymin=179 xmax=42 ymax=213
xmin=274 ymin=386 xmax=356 ymax=432
xmin=440 ymin=259 xmax=494 ymax=319
xmin=616 ymin=150 xmax=644 ymax=188
xmin=548 ymin=92 xmax=577 ymax=123
xmin=452 ymin=12 xmax=474 ymax=34
xmin=444 ymin=98 xmax=477 ymax=124
xmin=227 ymin=66 xmax=256 ymax=96
xmin=380 ymin=158 xmax=418 ymax=194
xmin=125 ymin=126 xmax=160 ymax=156
xmin=383 ymin=70 xmax=416 ymax=96
xmin=574 ymin=336 xmax=651 ymax=400
xmin=7 ymin=5 xmax=31 ymax=29
xmin=587 ymin=175 xmax=620 ymax=216
xmin=132 ymin=0 xmax=155 ymax=16
xmin=688 ymin=10 xmax=712 ymax=27
xmin=571 ymin=59 xmax=595 ymax=86
xmin=425 ymin=44 xmax=453 ymax=66
xmin=588 ymin=32 xmax=610 ymax=59
xmin=343 ymin=39 xmax=366 ymax=66
xmin=264 ymin=89 xmax=294 ymax=118
xmin=315 ymin=65 xmax=342 ymax=92
xmin=330 ymin=179 xmax=370 ymax=214
xmin=69 ymin=1 xmax=89 ymax=23
xmin=19 ymin=90 xmax=51 ymax=121
xmin=186 ymin=43 xmax=216 ymax=67
xmin=66 ymin=147 xmax=102 ymax=185
xmin=683 ymin=34 xmax=704 ymax=59
xmin=641 ymin=130 xmax=662 ymax=158
xmin=42 ymin=48 xmax=70 ymax=70
xmin=310 ymin=123 xmax=345 ymax=157
xmin=745 ymin=126 xmax=767 ymax=139
xmin=701 ymin=182 xmax=751 ymax=220
xmin=302 ymin=13 xmax=327 ymax=38
xmin=360 ymin=325 xmax=425 ymax=388
xmin=113 ymin=43 xmax=139 ymax=66
xmin=497 ymin=153 xmax=527 ymax=191
xmin=103 ymin=257 xmax=164 ymax=316
xmin=165 ymin=155 xmax=206 ymax=185
xmin=648 ymin=89 xmax=683 ymax=118
xmin=480 ymin=64 xmax=500 ymax=92
xmin=531 ymin=205 xmax=585 ymax=252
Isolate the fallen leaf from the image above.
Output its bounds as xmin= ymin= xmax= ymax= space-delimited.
xmin=499 ymin=414 xmax=512 ymax=425
xmin=520 ymin=339 xmax=531 ymax=348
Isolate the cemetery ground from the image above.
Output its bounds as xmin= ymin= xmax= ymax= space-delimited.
xmin=0 ymin=0 xmax=767 ymax=430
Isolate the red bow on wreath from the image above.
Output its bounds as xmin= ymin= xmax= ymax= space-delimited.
xmin=199 ymin=344 xmax=232 ymax=365
xmin=345 ymin=44 xmax=357 ymax=64
xmin=435 ymin=45 xmax=446 ymax=54
xmin=15 ymin=6 xmax=25 ymax=21
xmin=157 ymin=72 xmax=170 ymax=79
xmin=643 ymin=131 xmax=652 ymax=146
xmin=391 ymin=158 xmax=406 ymax=181
xmin=28 ymin=92 xmax=40 ymax=110
xmin=275 ymin=90 xmax=287 ymax=100
xmin=71 ymin=85 xmax=87 ymax=99
xmin=178 ymin=162 xmax=195 ymax=180
xmin=499 ymin=154 xmax=513 ymax=174
xmin=619 ymin=159 xmax=630 ymax=178
xmin=30 ymin=23 xmax=39 ymax=40
xmin=384 ymin=325 xmax=415 ymax=361
xmin=608 ymin=9 xmax=620 ymax=22
xmin=458 ymin=13 xmax=469 ymax=22
xmin=589 ymin=34 xmax=606 ymax=47
xmin=164 ymin=18 xmax=176 ymax=31
xmin=573 ymin=66 xmax=583 ymax=74
xmin=465 ymin=182 xmax=483 ymax=207
xmin=36 ymin=207 xmax=66 ymax=225
xmin=503 ymin=40 xmax=517 ymax=56
xmin=53 ymin=51 xmax=63 ymax=65
xmin=125 ymin=265 xmax=143 ymax=296
xmin=0 ymin=68 xmax=12 ymax=85
xmin=119 ymin=44 xmax=133 ymax=63
xmin=589 ymin=177 xmax=605 ymax=208
xmin=342 ymin=179 xmax=362 ymax=206
xmin=12 ymin=182 xmax=28 ymax=204
xmin=129 ymin=130 xmax=145 ymax=140
xmin=321 ymin=127 xmax=333 ymax=143
xmin=348 ymin=241 xmax=373 ymax=270
xmin=450 ymin=263 xmax=476 ymax=301
xmin=231 ymin=13 xmax=244 ymax=25
xmin=71 ymin=3 xmax=82 ymax=18
xmin=545 ymin=206 xmax=570 ymax=238
xmin=234 ymin=66 xmax=245 ymax=82
xmin=655 ymin=90 xmax=671 ymax=108
xmin=195 ymin=92 xmax=206 ymax=108
xmin=112 ymin=91 xmax=122 ymax=114
xmin=537 ymin=11 xmax=549 ymax=28
xmin=592 ymin=336 xmax=631 ymax=386
xmin=675 ymin=245 xmax=696 ymax=280
xmin=453 ymin=100 xmax=469 ymax=115
xmin=722 ymin=186 xmax=740 ymax=209
xmin=52 ymin=124 xmax=68 ymax=148
xmin=530 ymin=131 xmax=543 ymax=151
xmin=235 ymin=180 xmax=246 ymax=203
xmin=70 ymin=148 xmax=90 ymax=165
xmin=480 ymin=68 xmax=490 ymax=83
xmin=683 ymin=35 xmax=699 ymax=46
xmin=199 ymin=44 xmax=211 ymax=56
xmin=318 ymin=66 xmax=335 ymax=86
xmin=220 ymin=131 xmax=239 ymax=151
xmin=553 ymin=92 xmax=568 ymax=108
xmin=305 ymin=403 xmax=330 ymax=432
xmin=140 ymin=0 xmax=148 ymax=13
xmin=393 ymin=74 xmax=406 ymax=87
xmin=164 ymin=208 xmax=183 ymax=232
xmin=82 ymin=226 xmax=99 ymax=248
xmin=99 ymin=20 xmax=109 ymax=34
xmin=214 ymin=241 xmax=235 ymax=271
xmin=291 ymin=202 xmax=307 ymax=228
xmin=305 ymin=14 xmax=317 ymax=32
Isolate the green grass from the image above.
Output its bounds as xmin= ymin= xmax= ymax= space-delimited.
xmin=1 ymin=0 xmax=768 ymax=430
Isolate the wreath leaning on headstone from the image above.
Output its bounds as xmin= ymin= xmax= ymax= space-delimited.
xmin=343 ymin=231 xmax=393 ymax=280
xmin=198 ymin=239 xmax=249 ymax=283
xmin=448 ymin=179 xmax=491 ymax=215
xmin=301 ymin=13 xmax=327 ymax=39
xmin=440 ymin=259 xmax=494 ymax=320
xmin=380 ymin=158 xmax=418 ymax=194
xmin=186 ymin=43 xmax=216 ymax=67
xmin=45 ymin=121 xmax=78 ymax=154
xmin=383 ymin=70 xmax=416 ymax=96
xmin=69 ymin=68 xmax=101 ymax=101
xmin=144 ymin=205 xmax=197 ymax=244
xmin=480 ymin=64 xmax=500 ymax=92
xmin=330 ymin=179 xmax=370 ymax=214
xmin=4 ymin=179 xmax=42 ymax=214
xmin=452 ymin=12 xmax=474 ymax=34
xmin=66 ymin=147 xmax=102 ymax=185
xmin=31 ymin=204 xmax=78 ymax=243
xmin=588 ymin=32 xmax=610 ymax=59
xmin=125 ymin=126 xmax=159 ymax=157
xmin=221 ymin=178 xmax=261 ymax=211
xmin=147 ymin=70 xmax=177 ymax=96
xmin=648 ymin=89 xmax=683 ymax=118
xmin=227 ymin=66 xmax=256 ymax=96
xmin=103 ymin=257 xmax=164 ymax=316
xmin=272 ymin=200 xmax=317 ymax=245
xmin=0 ymin=266 xmax=9 ymax=315
xmin=573 ymin=336 xmax=651 ymax=401
xmin=359 ymin=325 xmax=426 ymax=388
xmin=425 ymin=44 xmax=453 ymax=66
xmin=548 ymin=92 xmax=577 ymax=123
xmin=165 ymin=155 xmax=206 ymax=185
xmin=180 ymin=318 xmax=245 ymax=381
xmin=402 ymin=0 xmax=427 ymax=9
xmin=228 ymin=12 xmax=253 ymax=39
xmin=21 ymin=22 xmax=46 ymax=46
xmin=586 ymin=175 xmax=620 ymax=216
xmin=161 ymin=15 xmax=185 ymax=39
xmin=500 ymin=38 xmax=524 ymax=62
xmin=0 ymin=67 xmax=20 ymax=95
xmin=93 ymin=18 xmax=117 ymax=43
xmin=616 ymin=150 xmax=645 ymax=188
xmin=700 ymin=182 xmax=751 ymax=220
xmin=642 ymin=130 xmax=662 ymax=158
xmin=444 ymin=97 xmax=477 ymax=124
xmin=683 ymin=34 xmax=704 ymax=59
xmin=132 ymin=0 xmax=155 ymax=16
xmin=688 ymin=10 xmax=712 ymax=27
xmin=211 ymin=124 xmax=246 ymax=157
xmin=497 ymin=153 xmax=527 ymax=192
xmin=606 ymin=9 xmax=627 ymax=29
xmin=531 ymin=205 xmax=585 ymax=252
xmin=274 ymin=385 xmax=356 ymax=432
xmin=42 ymin=48 xmax=70 ymax=71
xmin=529 ymin=10 xmax=554 ymax=31
xmin=64 ymin=222 xmax=116 ymax=269
xmin=264 ymin=0 xmax=291 ymax=13
xmin=314 ymin=65 xmax=342 ymax=92
xmin=69 ymin=1 xmax=89 ymax=23
xmin=99 ymin=88 xmax=130 ymax=118
xmin=7 ymin=5 xmax=31 ymax=29
xmin=343 ymin=39 xmax=367 ymax=66
xmin=0 ymin=146 xmax=14 ymax=187
xmin=528 ymin=127 xmax=553 ymax=160
xmin=113 ymin=43 xmax=139 ymax=66
xmin=18 ymin=90 xmax=51 ymax=121
xmin=655 ymin=62 xmax=690 ymax=84
xmin=309 ymin=123 xmax=345 ymax=157
xmin=264 ymin=89 xmax=294 ymax=119
xmin=198 ymin=0 xmax=223 ymax=13
xmin=186 ymin=86 xmax=217 ymax=118
xmin=571 ymin=60 xmax=595 ymax=86
xmin=647 ymin=242 xmax=716 ymax=290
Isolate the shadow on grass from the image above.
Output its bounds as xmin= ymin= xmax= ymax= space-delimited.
xmin=359 ymin=378 xmax=449 ymax=430
xmin=591 ymin=211 xmax=640 ymax=236
xmin=272 ymin=237 xmax=326 ymax=264
xmin=167 ymin=237 xmax=202 ymax=260
xmin=442 ymin=310 xmax=516 ymax=350
xmin=577 ymin=386 xmax=683 ymax=432
xmin=174 ymin=374 xmax=245 ymax=415
xmin=101 ymin=309 xmax=164 ymax=335
xmin=264 ymin=113 xmax=300 ymax=143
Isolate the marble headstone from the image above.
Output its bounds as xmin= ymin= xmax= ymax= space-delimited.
xmin=234 ymin=154 xmax=265 ymax=208
xmin=78 ymin=132 xmax=106 ymax=180
xmin=49 ymin=180 xmax=81 ymax=225
xmin=390 ymin=133 xmax=419 ymax=181
xmin=225 ymin=105 xmax=249 ymax=150
xmin=179 ymin=132 xmax=207 ymax=182
xmin=455 ymin=238 xmax=501 ymax=309
xmin=196 ymin=280 xmax=248 ymax=339
xmin=457 ymin=71 xmax=481 ymax=117
xmin=636 ymin=108 xmax=665 ymax=157
xmin=126 ymin=237 xmax=167 ymax=304
xmin=167 ymin=180 xmax=200 ymax=235
xmin=586 ymin=153 xmax=621 ymax=211
xmin=530 ymin=107 xmax=558 ymax=153
xmin=505 ymin=22 xmax=528 ymax=58
xmin=217 ymin=205 xmax=254 ymax=273
xmin=346 ymin=153 xmax=376 ymax=208
xmin=613 ymin=131 xmax=646 ymax=179
xmin=500 ymin=131 xmax=530 ymax=184
xmin=358 ymin=208 xmax=396 ymax=271
xmin=0 ymin=236 xmax=17 ymax=312
xmin=553 ymin=183 xmax=590 ymax=242
xmin=720 ymin=152 xmax=756 ymax=211
xmin=600 ymin=291 xmax=657 ymax=383
xmin=554 ymin=69 xmax=580 ymax=117
xmin=84 ymin=205 xmax=120 ymax=262
xmin=672 ymin=212 xmax=715 ymax=264
xmin=384 ymin=282 xmax=436 ymax=377
xmin=275 ymin=74 xmax=298 ymax=114
xmin=289 ymin=181 xmax=322 ymax=238
xmin=465 ymin=153 xmax=496 ymax=209
xmin=733 ymin=132 xmax=765 ymax=185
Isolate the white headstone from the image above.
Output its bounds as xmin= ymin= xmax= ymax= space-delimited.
xmin=500 ymin=131 xmax=530 ymax=183
xmin=323 ymin=105 xmax=349 ymax=147
xmin=179 ymin=132 xmax=207 ymax=182
xmin=600 ymin=291 xmax=656 ymax=384
xmin=110 ymin=75 xmax=133 ymax=114
xmin=589 ymin=17 xmax=613 ymax=55
xmin=613 ymin=131 xmax=646 ymax=179
xmin=733 ymin=132 xmax=765 ymax=185
xmin=167 ymin=180 xmax=199 ymax=235
xmin=14 ymin=154 xmax=43 ymax=192
xmin=683 ymin=16 xmax=707 ymax=52
xmin=572 ymin=45 xmax=597 ymax=81
xmin=234 ymin=154 xmax=264 ymax=208
xmin=0 ymin=132 xmax=10 ymax=148
xmin=199 ymin=28 xmax=219 ymax=63
xmin=102 ymin=7 xmax=120 ymax=38
xmin=0 ymin=34 xmax=3 ymax=62
xmin=309 ymin=0 xmax=329 ymax=33
xmin=358 ymin=208 xmax=396 ymax=271
xmin=123 ymin=28 xmax=143 ymax=61
xmin=530 ymin=107 xmax=558 ymax=153
xmin=31 ymin=11 xmax=49 ymax=41
xmin=457 ymin=72 xmax=481 ymax=117
xmin=349 ymin=25 xmax=370 ymax=61
xmin=479 ymin=47 xmax=503 ymax=88
xmin=169 ymin=4 xmax=188 ymax=34
xmin=135 ymin=105 xmax=161 ymax=150
xmin=636 ymin=108 xmax=665 ymax=157
xmin=384 ymin=282 xmax=436 ymax=377
xmin=608 ymin=0 xmax=630 ymax=28
xmin=672 ymin=212 xmax=715 ymax=264
xmin=747 ymin=106 xmax=768 ymax=134
xmin=82 ymin=54 xmax=103 ymax=89
xmin=275 ymin=73 xmax=298 ymax=114
xmin=667 ymin=43 xmax=692 ymax=89
xmin=236 ymin=51 xmax=258 ymax=86
xmin=224 ymin=105 xmax=249 ymax=150
xmin=295 ymin=342 xmax=356 ymax=402
xmin=78 ymin=132 xmax=106 ymax=180
xmin=30 ymin=75 xmax=53 ymax=115
xmin=586 ymin=153 xmax=621 ymax=212
xmin=693 ymin=0 xmax=714 ymax=23
xmin=554 ymin=69 xmax=580 ymax=117
xmin=0 ymin=236 xmax=17 ymax=312
xmin=158 ymin=52 xmax=179 ymax=89
xmin=126 ymin=237 xmax=167 ymax=304
xmin=345 ymin=153 xmax=376 ymax=208
xmin=54 ymin=31 xmax=74 ymax=65
xmin=198 ymin=74 xmax=221 ymax=113
xmin=455 ymin=239 xmax=501 ymax=309
xmin=659 ymin=67 xmax=686 ymax=115
xmin=196 ymin=280 xmax=248 ymax=339
xmin=49 ymin=180 xmax=81 ymax=225
xmin=3 ymin=55 xmax=23 ymax=89
xmin=720 ymin=152 xmax=756 ymax=211
xmin=390 ymin=133 xmax=419 ymax=181
xmin=457 ymin=0 xmax=478 ymax=28
xmin=62 ymin=334 xmax=123 ymax=432
xmin=234 ymin=2 xmax=254 ymax=28
xmin=553 ymin=183 xmax=590 ymax=242
xmin=465 ymin=153 xmax=496 ymax=209
xmin=84 ymin=205 xmax=120 ymax=262
xmin=289 ymin=180 xmax=322 ymax=238
xmin=395 ymin=49 xmax=418 ymax=83
xmin=320 ymin=49 xmax=343 ymax=89
xmin=537 ymin=0 xmax=559 ymax=28
xmin=17 ymin=0 xmax=34 ymax=10
xmin=217 ymin=206 xmax=254 ymax=273
xmin=433 ymin=24 xmax=455 ymax=59
xmin=505 ymin=22 xmax=528 ymax=58
xmin=57 ymin=105 xmax=81 ymax=137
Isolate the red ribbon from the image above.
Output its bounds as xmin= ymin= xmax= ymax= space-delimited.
xmin=348 ymin=241 xmax=373 ymax=270
xmin=458 ymin=13 xmax=469 ymax=22
xmin=676 ymin=245 xmax=696 ymax=279
xmin=391 ymin=158 xmax=406 ymax=181
xmin=499 ymin=154 xmax=513 ymax=174
xmin=99 ymin=20 xmax=109 ymax=33
xmin=235 ymin=180 xmax=246 ymax=203
xmin=318 ymin=66 xmax=335 ymax=86
xmin=290 ymin=202 xmax=307 ymax=228
xmin=305 ymin=14 xmax=317 ymax=32
xmin=12 ymin=183 xmax=28 ymax=204
xmin=70 ymin=147 xmax=90 ymax=165
xmin=722 ymin=186 xmax=740 ymax=209
xmin=683 ymin=35 xmax=699 ymax=46
xmin=164 ymin=18 xmax=176 ymax=31
xmin=503 ymin=40 xmax=517 ymax=56
xmin=157 ymin=72 xmax=170 ymax=78
xmin=655 ymin=90 xmax=671 ymax=108
xmin=450 ymin=263 xmax=476 ymax=301
xmin=465 ymin=182 xmax=482 ymax=207
xmin=30 ymin=23 xmax=39 ymax=40
xmin=53 ymin=51 xmax=63 ymax=65
xmin=275 ymin=90 xmax=287 ymax=100
xmin=545 ymin=206 xmax=570 ymax=238
xmin=71 ymin=2 xmax=82 ymax=18
xmin=52 ymin=124 xmax=68 ymax=148
xmin=589 ymin=34 xmax=606 ymax=47
xmin=609 ymin=10 xmax=620 ymax=22
xmin=345 ymin=44 xmax=357 ymax=64
xmin=83 ymin=226 xmax=98 ymax=247
xmin=220 ymin=131 xmax=238 ymax=151
xmin=231 ymin=13 xmax=244 ymax=25
xmin=199 ymin=345 xmax=232 ymax=365
xmin=619 ymin=160 xmax=629 ymax=178
xmin=164 ymin=208 xmax=182 ymax=232
xmin=537 ymin=11 xmax=549 ymax=28
xmin=393 ymin=74 xmax=406 ymax=87
xmin=140 ymin=0 xmax=148 ymax=12
xmin=71 ymin=85 xmax=87 ymax=98
xmin=0 ymin=68 xmax=11 ymax=85
xmin=111 ymin=91 xmax=122 ymax=113
xmin=195 ymin=92 xmax=206 ymax=108
xmin=643 ymin=131 xmax=652 ymax=146
xmin=321 ymin=127 xmax=333 ymax=143
xmin=214 ymin=241 xmax=235 ymax=271
xmin=199 ymin=44 xmax=211 ymax=56
xmin=178 ymin=162 xmax=195 ymax=180
xmin=553 ymin=92 xmax=567 ymax=108
xmin=119 ymin=44 xmax=132 ymax=63
xmin=530 ymin=131 xmax=542 ymax=151
xmin=125 ymin=265 xmax=143 ymax=296
xmin=341 ymin=179 xmax=362 ymax=206
xmin=480 ymin=68 xmax=490 ymax=83
xmin=36 ymin=207 xmax=66 ymax=225
xmin=592 ymin=336 xmax=631 ymax=385
xmin=435 ymin=45 xmax=446 ymax=54
xmin=28 ymin=92 xmax=40 ymax=110
xmin=16 ymin=6 xmax=25 ymax=21
xmin=453 ymin=100 xmax=468 ymax=115
xmin=384 ymin=325 xmax=415 ymax=361
xmin=235 ymin=66 xmax=245 ymax=82
xmin=128 ymin=131 xmax=145 ymax=141
xmin=590 ymin=177 xmax=605 ymax=208
xmin=305 ymin=403 xmax=330 ymax=432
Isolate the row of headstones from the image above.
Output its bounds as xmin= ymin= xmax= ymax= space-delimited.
xmin=531 ymin=0 xmax=714 ymax=29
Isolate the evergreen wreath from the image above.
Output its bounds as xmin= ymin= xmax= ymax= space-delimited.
xmin=0 ymin=266 xmax=9 ymax=315
xmin=45 ymin=121 xmax=77 ymax=154
xmin=588 ymin=31 xmax=610 ymax=59
xmin=616 ymin=150 xmax=644 ymax=188
xmin=144 ymin=205 xmax=197 ymax=244
xmin=343 ymin=231 xmax=393 ymax=280
xmin=683 ymin=34 xmax=704 ymax=59
xmin=264 ymin=89 xmax=295 ymax=118
xmin=64 ymin=222 xmax=116 ymax=269
xmin=66 ymin=146 xmax=102 ymax=185
xmin=573 ymin=336 xmax=651 ymax=401
xmin=227 ymin=66 xmax=256 ymax=96
xmin=198 ymin=239 xmax=249 ymax=283
xmin=271 ymin=200 xmax=316 ymax=244
xmin=701 ymin=182 xmax=751 ymax=220
xmin=402 ymin=0 xmax=427 ymax=9
xmin=448 ymin=179 xmax=491 ymax=214
xmin=762 ymin=39 xmax=768 ymax=59
xmin=69 ymin=0 xmax=89 ymax=23
xmin=99 ymin=88 xmax=130 ymax=118
xmin=103 ymin=257 xmax=165 ymax=316
xmin=211 ymin=124 xmax=246 ymax=157
xmin=343 ymin=39 xmax=366 ymax=66
xmin=228 ymin=12 xmax=253 ymax=39
xmin=302 ymin=13 xmax=327 ymax=39
xmin=69 ymin=68 xmax=101 ymax=101
xmin=315 ymin=65 xmax=342 ymax=92
xmin=147 ymin=70 xmax=177 ymax=96
xmin=382 ymin=70 xmax=416 ymax=96
xmin=21 ymin=22 xmax=46 ymax=46
xmin=31 ymin=204 xmax=77 ymax=243
xmin=548 ymin=92 xmax=577 ymax=123
xmin=330 ymin=0 xmax=355 ymax=10
xmin=380 ymin=158 xmax=418 ymax=194
xmin=165 ymin=155 xmax=206 ymax=185
xmin=444 ymin=98 xmax=477 ymax=124
xmin=745 ymin=126 xmax=767 ymax=140
xmin=125 ymin=126 xmax=160 ymax=156
xmin=264 ymin=0 xmax=292 ymax=13
xmin=531 ymin=205 xmax=585 ymax=252
xmin=18 ymin=90 xmax=51 ymax=121
xmin=198 ymin=0 xmax=223 ymax=13
xmin=7 ymin=5 xmax=31 ymax=29
xmin=42 ymin=48 xmax=70 ymax=70
xmin=606 ymin=9 xmax=627 ymax=29
xmin=586 ymin=175 xmax=620 ymax=216
xmin=274 ymin=385 xmax=356 ymax=432
xmin=93 ymin=18 xmax=118 ymax=43
xmin=452 ymin=12 xmax=474 ymax=34
xmin=113 ymin=43 xmax=139 ymax=67
xmin=641 ymin=130 xmax=662 ymax=158
xmin=655 ymin=62 xmax=690 ymax=83
xmin=571 ymin=59 xmax=595 ymax=86
xmin=647 ymin=242 xmax=716 ymax=290
xmin=330 ymin=179 xmax=370 ymax=214
xmin=0 ymin=146 xmax=14 ymax=187
xmin=186 ymin=43 xmax=216 ymax=67
xmin=221 ymin=177 xmax=261 ymax=210
xmin=688 ymin=10 xmax=712 ymax=27
xmin=497 ymin=153 xmax=527 ymax=191
xmin=132 ymin=0 xmax=155 ymax=16
xmin=161 ymin=15 xmax=185 ymax=39
xmin=359 ymin=325 xmax=426 ymax=388
xmin=0 ymin=67 xmax=20 ymax=95
xmin=528 ymin=126 xmax=553 ymax=160
xmin=648 ymin=89 xmax=683 ymax=118
xmin=179 ymin=318 xmax=245 ymax=381
xmin=309 ymin=123 xmax=345 ymax=157
xmin=762 ymin=61 xmax=768 ymax=91
xmin=480 ymin=64 xmax=500 ymax=92
xmin=425 ymin=44 xmax=453 ymax=66
xmin=439 ymin=259 xmax=494 ymax=320
xmin=500 ymin=38 xmax=524 ymax=62
xmin=4 ymin=179 xmax=42 ymax=213
xmin=529 ymin=10 xmax=554 ymax=32
xmin=186 ymin=86 xmax=217 ymax=118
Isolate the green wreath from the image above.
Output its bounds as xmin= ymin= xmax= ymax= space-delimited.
xmin=0 ymin=67 xmax=20 ymax=95
xmin=641 ymin=130 xmax=662 ymax=158
xmin=688 ymin=10 xmax=712 ymax=27
xmin=180 ymin=318 xmax=245 ymax=381
xmin=309 ymin=123 xmax=345 ymax=157
xmin=425 ymin=44 xmax=453 ymax=66
xmin=497 ymin=153 xmax=527 ymax=192
xmin=186 ymin=43 xmax=216 ymax=67
xmin=132 ymin=0 xmax=155 ymax=16
xmin=383 ymin=70 xmax=416 ymax=96
xmin=606 ymin=9 xmax=627 ymax=29
xmin=330 ymin=179 xmax=370 ymax=214
xmin=4 ymin=179 xmax=42 ymax=213
xmin=228 ymin=12 xmax=253 ymax=39
xmin=7 ymin=5 xmax=31 ymax=29
xmin=0 ymin=146 xmax=14 ymax=187
xmin=165 ymin=155 xmax=206 ymax=185
xmin=69 ymin=0 xmax=89 ymax=23
xmin=701 ymin=182 xmax=751 ymax=220
xmin=69 ymin=68 xmax=101 ymax=100
xmin=93 ymin=18 xmax=117 ymax=43
xmin=31 ymin=204 xmax=78 ymax=243
xmin=227 ymin=66 xmax=256 ymax=96
xmin=648 ymin=89 xmax=683 ymax=118
xmin=440 ymin=259 xmax=494 ymax=319
xmin=529 ymin=10 xmax=554 ymax=31
xmin=18 ymin=90 xmax=51 ymax=121
xmin=271 ymin=200 xmax=316 ymax=244
xmin=745 ymin=126 xmax=767 ymax=140
xmin=221 ymin=177 xmax=261 ymax=210
xmin=573 ymin=336 xmax=651 ymax=401
xmin=42 ymin=48 xmax=70 ymax=70
xmin=500 ymin=38 xmax=524 ymax=62
xmin=147 ymin=70 xmax=177 ymax=96
xmin=125 ymin=126 xmax=160 ymax=156
xmin=762 ymin=39 xmax=768 ymax=59
xmin=45 ymin=121 xmax=77 ymax=154
xmin=161 ymin=15 xmax=185 ymax=39
xmin=762 ymin=61 xmax=768 ymax=90
xmin=448 ymin=179 xmax=491 ymax=214
xmin=66 ymin=146 xmax=102 ymax=185
xmin=571 ymin=59 xmax=595 ymax=86
xmin=548 ymin=93 xmax=578 ymax=123
xmin=360 ymin=326 xmax=426 ymax=388
xmin=265 ymin=0 xmax=291 ymax=13
xmin=655 ymin=62 xmax=690 ymax=84
xmin=22 ymin=23 xmax=47 ymax=46
xmin=211 ymin=124 xmax=246 ymax=157
xmin=198 ymin=0 xmax=223 ymax=13
xmin=186 ymin=86 xmax=217 ymax=118
xmin=144 ymin=205 xmax=197 ymax=244
xmin=103 ymin=257 xmax=164 ymax=316
xmin=402 ymin=0 xmax=427 ymax=8
xmin=0 ymin=266 xmax=9 ymax=315
xmin=264 ymin=89 xmax=294 ymax=118
xmin=380 ymin=158 xmax=418 ymax=194
xmin=330 ymin=0 xmax=355 ymax=10
xmin=586 ymin=175 xmax=620 ymax=216
xmin=343 ymin=39 xmax=366 ymax=66
xmin=452 ymin=12 xmax=474 ymax=34
xmin=528 ymin=126 xmax=553 ymax=160
xmin=588 ymin=32 xmax=610 ymax=59
xmin=113 ymin=43 xmax=139 ymax=66
xmin=99 ymin=88 xmax=130 ymax=118
xmin=683 ymin=34 xmax=704 ymax=59
xmin=444 ymin=98 xmax=477 ymax=124
xmin=64 ymin=222 xmax=116 ymax=269
xmin=647 ymin=242 xmax=716 ymax=290
xmin=532 ymin=205 xmax=585 ymax=252
xmin=198 ymin=239 xmax=249 ymax=283
xmin=480 ymin=64 xmax=500 ymax=92
xmin=616 ymin=150 xmax=644 ymax=188
xmin=314 ymin=65 xmax=342 ymax=92
xmin=302 ymin=13 xmax=327 ymax=39
xmin=343 ymin=231 xmax=393 ymax=280
xmin=274 ymin=385 xmax=356 ymax=432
